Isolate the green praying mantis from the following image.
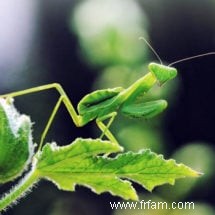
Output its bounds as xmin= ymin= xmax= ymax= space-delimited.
xmin=1 ymin=41 xmax=214 ymax=152
xmin=0 ymin=63 xmax=177 ymax=152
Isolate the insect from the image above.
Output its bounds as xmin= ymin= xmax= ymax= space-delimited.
xmin=0 ymin=64 xmax=176 ymax=151
xmin=0 ymin=38 xmax=214 ymax=152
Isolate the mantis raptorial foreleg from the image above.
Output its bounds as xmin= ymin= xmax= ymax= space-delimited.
xmin=121 ymin=99 xmax=168 ymax=119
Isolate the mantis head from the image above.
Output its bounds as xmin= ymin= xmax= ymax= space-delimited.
xmin=140 ymin=36 xmax=215 ymax=86
xmin=148 ymin=63 xmax=177 ymax=86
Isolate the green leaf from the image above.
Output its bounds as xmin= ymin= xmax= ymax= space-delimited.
xmin=35 ymin=138 xmax=200 ymax=201
xmin=0 ymin=98 xmax=33 ymax=183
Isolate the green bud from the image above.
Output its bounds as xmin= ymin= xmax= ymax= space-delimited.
xmin=0 ymin=98 xmax=34 ymax=183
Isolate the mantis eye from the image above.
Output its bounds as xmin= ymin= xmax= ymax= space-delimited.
xmin=0 ymin=98 xmax=34 ymax=183
xmin=148 ymin=62 xmax=177 ymax=85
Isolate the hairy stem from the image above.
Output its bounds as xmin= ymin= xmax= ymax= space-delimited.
xmin=0 ymin=168 xmax=39 ymax=211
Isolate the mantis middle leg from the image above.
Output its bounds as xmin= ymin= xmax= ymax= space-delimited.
xmin=96 ymin=112 xmax=122 ymax=150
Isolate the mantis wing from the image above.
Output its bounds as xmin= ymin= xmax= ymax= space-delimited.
xmin=78 ymin=87 xmax=124 ymax=115
xmin=121 ymin=100 xmax=167 ymax=119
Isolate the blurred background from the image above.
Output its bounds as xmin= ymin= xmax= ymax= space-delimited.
xmin=0 ymin=0 xmax=215 ymax=214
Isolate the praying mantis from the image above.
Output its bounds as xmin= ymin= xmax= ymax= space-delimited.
xmin=1 ymin=41 xmax=214 ymax=152
xmin=0 ymin=62 xmax=177 ymax=152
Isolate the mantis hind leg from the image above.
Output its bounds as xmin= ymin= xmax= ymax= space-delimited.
xmin=0 ymin=83 xmax=122 ymax=151
xmin=0 ymin=83 xmax=81 ymax=127
xmin=38 ymin=95 xmax=65 ymax=152
xmin=0 ymin=84 xmax=81 ymax=151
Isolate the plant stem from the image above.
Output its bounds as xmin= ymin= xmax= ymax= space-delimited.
xmin=0 ymin=169 xmax=39 ymax=211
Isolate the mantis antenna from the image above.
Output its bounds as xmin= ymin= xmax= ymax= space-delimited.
xmin=139 ymin=36 xmax=163 ymax=65
xmin=168 ymin=52 xmax=215 ymax=66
